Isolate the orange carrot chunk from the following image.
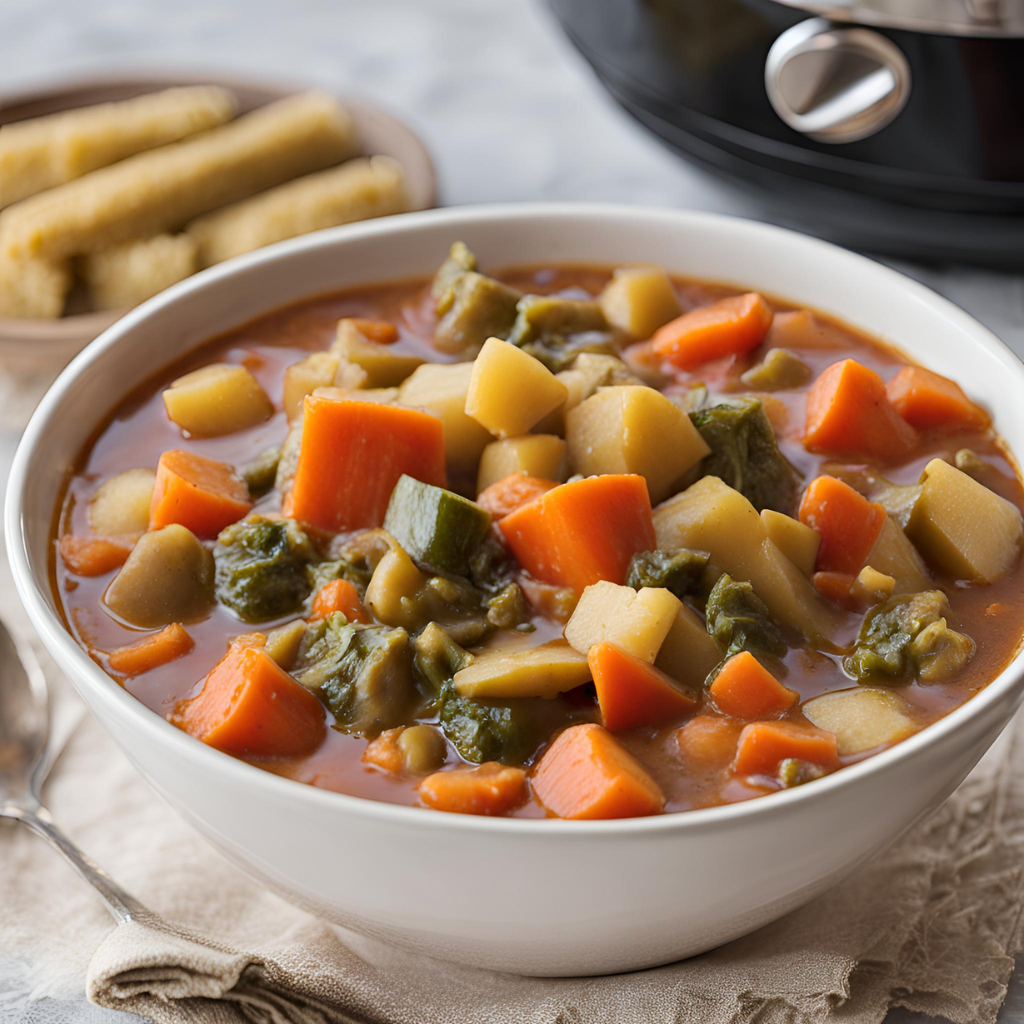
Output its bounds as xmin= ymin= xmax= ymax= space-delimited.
xmin=476 ymin=473 xmax=560 ymax=521
xmin=418 ymin=762 xmax=528 ymax=816
xmin=107 ymin=622 xmax=194 ymax=676
xmin=229 ymin=632 xmax=267 ymax=651
xmin=174 ymin=645 xmax=325 ymax=758
xmin=149 ymin=449 xmax=251 ymax=538
xmin=708 ymin=652 xmax=797 ymax=720
xmin=804 ymin=359 xmax=918 ymax=463
xmin=532 ymin=723 xmax=665 ymax=820
xmin=362 ymin=727 xmax=406 ymax=773
xmin=798 ymin=475 xmax=887 ymax=575
xmin=651 ymin=293 xmax=773 ymax=371
xmin=347 ymin=318 xmax=400 ymax=344
xmin=59 ymin=535 xmax=132 ymax=576
xmin=310 ymin=578 xmax=371 ymax=623
xmin=675 ymin=715 xmax=743 ymax=769
xmin=812 ymin=571 xmax=861 ymax=610
xmin=733 ymin=720 xmax=838 ymax=777
xmin=886 ymin=366 xmax=990 ymax=432
xmin=287 ymin=396 xmax=446 ymax=532
xmin=589 ymin=641 xmax=698 ymax=731
xmin=498 ymin=474 xmax=655 ymax=592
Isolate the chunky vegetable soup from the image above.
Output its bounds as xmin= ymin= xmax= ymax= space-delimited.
xmin=55 ymin=244 xmax=1024 ymax=819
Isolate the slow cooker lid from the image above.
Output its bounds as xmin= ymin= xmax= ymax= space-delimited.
xmin=769 ymin=0 xmax=1024 ymax=36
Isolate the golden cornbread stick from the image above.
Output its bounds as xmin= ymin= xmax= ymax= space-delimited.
xmin=80 ymin=233 xmax=198 ymax=310
xmin=1 ymin=92 xmax=358 ymax=261
xmin=187 ymin=156 xmax=410 ymax=266
xmin=0 ymin=253 xmax=70 ymax=318
xmin=0 ymin=86 xmax=237 ymax=210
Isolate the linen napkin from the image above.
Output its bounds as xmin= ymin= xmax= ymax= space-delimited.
xmin=3 ymin=655 xmax=1023 ymax=1024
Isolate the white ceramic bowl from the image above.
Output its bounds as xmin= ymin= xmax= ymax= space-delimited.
xmin=8 ymin=205 xmax=1024 ymax=977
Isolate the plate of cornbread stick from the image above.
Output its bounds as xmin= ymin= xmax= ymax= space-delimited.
xmin=0 ymin=74 xmax=435 ymax=423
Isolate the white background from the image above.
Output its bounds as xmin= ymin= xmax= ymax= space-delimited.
xmin=0 ymin=0 xmax=1022 ymax=1020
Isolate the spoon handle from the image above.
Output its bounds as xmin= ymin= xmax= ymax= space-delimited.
xmin=11 ymin=803 xmax=150 ymax=925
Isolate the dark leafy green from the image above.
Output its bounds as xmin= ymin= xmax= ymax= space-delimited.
xmin=845 ymin=591 xmax=974 ymax=683
xmin=409 ymin=624 xmax=582 ymax=765
xmin=486 ymin=582 xmax=530 ymax=629
xmin=468 ymin=536 xmax=516 ymax=595
xmin=437 ymin=682 xmax=544 ymax=765
xmin=306 ymin=557 xmax=374 ymax=599
xmin=412 ymin=622 xmax=473 ymax=696
xmin=627 ymin=548 xmax=709 ymax=599
xmin=294 ymin=613 xmax=416 ymax=736
xmin=240 ymin=446 xmax=281 ymax=496
xmin=214 ymin=517 xmax=315 ymax=623
xmin=705 ymin=573 xmax=787 ymax=661
xmin=690 ymin=399 xmax=801 ymax=514
xmin=507 ymin=294 xmax=622 ymax=371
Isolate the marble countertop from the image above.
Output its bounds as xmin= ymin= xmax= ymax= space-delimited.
xmin=1 ymin=0 xmax=1022 ymax=1020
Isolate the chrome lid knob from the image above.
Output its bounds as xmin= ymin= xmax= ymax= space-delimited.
xmin=765 ymin=18 xmax=912 ymax=142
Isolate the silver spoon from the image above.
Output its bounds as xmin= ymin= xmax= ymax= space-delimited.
xmin=0 ymin=619 xmax=149 ymax=924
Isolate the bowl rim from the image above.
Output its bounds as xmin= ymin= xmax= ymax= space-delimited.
xmin=9 ymin=201 xmax=1024 ymax=838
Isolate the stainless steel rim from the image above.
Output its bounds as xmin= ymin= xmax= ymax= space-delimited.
xmin=768 ymin=0 xmax=1024 ymax=37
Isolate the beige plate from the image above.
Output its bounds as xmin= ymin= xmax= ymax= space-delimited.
xmin=0 ymin=73 xmax=437 ymax=411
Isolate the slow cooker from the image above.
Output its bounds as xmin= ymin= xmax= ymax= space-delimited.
xmin=549 ymin=0 xmax=1024 ymax=265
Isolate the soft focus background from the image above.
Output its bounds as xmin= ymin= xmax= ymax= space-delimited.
xmin=1 ymin=0 xmax=1023 ymax=1021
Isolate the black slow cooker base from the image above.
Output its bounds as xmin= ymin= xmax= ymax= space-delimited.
xmin=619 ymin=89 xmax=1024 ymax=268
xmin=550 ymin=0 xmax=1024 ymax=268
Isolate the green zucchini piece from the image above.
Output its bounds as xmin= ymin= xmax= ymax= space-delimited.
xmin=382 ymin=474 xmax=492 ymax=576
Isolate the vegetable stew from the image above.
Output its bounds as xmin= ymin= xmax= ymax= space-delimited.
xmin=54 ymin=244 xmax=1024 ymax=819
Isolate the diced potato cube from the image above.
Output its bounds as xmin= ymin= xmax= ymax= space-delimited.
xmin=476 ymin=435 xmax=566 ymax=493
xmin=163 ymin=363 xmax=273 ymax=437
xmin=761 ymin=509 xmax=820 ymax=577
xmin=103 ymin=524 xmax=213 ymax=628
xmin=283 ymin=352 xmax=339 ymax=421
xmin=851 ymin=566 xmax=895 ymax=604
xmin=465 ymin=338 xmax=568 ymax=439
xmin=599 ymin=265 xmax=681 ymax=340
xmin=453 ymin=639 xmax=590 ymax=699
xmin=537 ymin=355 xmax=642 ymax=435
xmin=654 ymin=476 xmax=840 ymax=640
xmin=264 ymin=619 xmax=307 ymax=670
xmin=565 ymin=581 xmax=681 ymax=664
xmin=331 ymin=319 xmax=424 ymax=387
xmin=653 ymin=604 xmax=724 ymax=691
xmin=865 ymin=517 xmax=931 ymax=594
xmin=802 ymin=688 xmax=914 ymax=755
xmin=399 ymin=361 xmax=492 ymax=475
xmin=88 ymin=468 xmax=156 ymax=537
xmin=566 ymin=385 xmax=710 ymax=504
xmin=907 ymin=458 xmax=1023 ymax=583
